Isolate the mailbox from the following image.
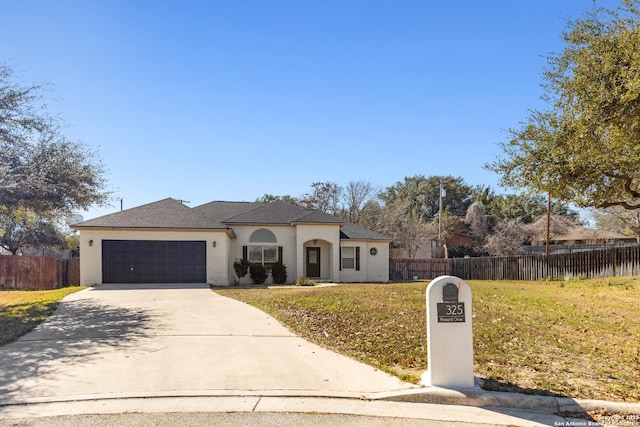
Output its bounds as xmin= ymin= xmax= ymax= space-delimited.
xmin=442 ymin=282 xmax=458 ymax=302
xmin=423 ymin=275 xmax=474 ymax=388
xmin=436 ymin=281 xmax=465 ymax=323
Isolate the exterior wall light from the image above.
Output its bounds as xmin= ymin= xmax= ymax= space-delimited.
xmin=212 ymin=241 xmax=216 ymax=247
xmin=89 ymin=240 xmax=93 ymax=247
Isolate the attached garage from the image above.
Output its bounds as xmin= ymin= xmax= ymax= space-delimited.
xmin=102 ymin=240 xmax=207 ymax=283
xmin=74 ymin=199 xmax=233 ymax=286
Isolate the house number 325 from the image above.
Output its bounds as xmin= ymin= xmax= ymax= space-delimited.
xmin=436 ymin=302 xmax=466 ymax=323
xmin=445 ymin=303 xmax=464 ymax=315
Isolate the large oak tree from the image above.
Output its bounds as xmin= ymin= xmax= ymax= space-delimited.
xmin=1 ymin=64 xmax=109 ymax=252
xmin=488 ymin=1 xmax=640 ymax=210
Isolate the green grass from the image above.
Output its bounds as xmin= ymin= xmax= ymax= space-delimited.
xmin=216 ymin=277 xmax=640 ymax=402
xmin=0 ymin=287 xmax=86 ymax=346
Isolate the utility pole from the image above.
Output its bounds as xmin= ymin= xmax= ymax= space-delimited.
xmin=546 ymin=193 xmax=551 ymax=256
xmin=438 ymin=178 xmax=444 ymax=247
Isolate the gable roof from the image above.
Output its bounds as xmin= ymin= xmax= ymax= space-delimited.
xmin=222 ymin=200 xmax=344 ymax=225
xmin=73 ymin=198 xmax=228 ymax=230
xmin=74 ymin=198 xmax=390 ymax=241
xmin=340 ymin=222 xmax=392 ymax=241
xmin=192 ymin=201 xmax=259 ymax=222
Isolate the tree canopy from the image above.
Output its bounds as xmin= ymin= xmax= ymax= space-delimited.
xmin=593 ymin=206 xmax=640 ymax=242
xmin=0 ymin=209 xmax=64 ymax=254
xmin=0 ymin=65 xmax=107 ymax=215
xmin=1 ymin=64 xmax=109 ymax=252
xmin=488 ymin=0 xmax=640 ymax=210
xmin=380 ymin=175 xmax=472 ymax=220
xmin=1 ymin=65 xmax=109 ymax=216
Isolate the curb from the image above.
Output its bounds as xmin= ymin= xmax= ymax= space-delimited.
xmin=0 ymin=389 xmax=637 ymax=424
xmin=373 ymin=386 xmax=640 ymax=415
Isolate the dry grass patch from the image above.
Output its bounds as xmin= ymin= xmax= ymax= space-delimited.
xmin=0 ymin=287 xmax=86 ymax=346
xmin=216 ymin=277 xmax=640 ymax=402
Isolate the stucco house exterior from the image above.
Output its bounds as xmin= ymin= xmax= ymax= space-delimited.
xmin=73 ymin=198 xmax=391 ymax=286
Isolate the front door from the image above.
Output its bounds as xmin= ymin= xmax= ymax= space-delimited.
xmin=306 ymin=247 xmax=320 ymax=278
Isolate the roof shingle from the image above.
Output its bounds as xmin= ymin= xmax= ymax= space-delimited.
xmin=222 ymin=200 xmax=344 ymax=225
xmin=193 ymin=201 xmax=259 ymax=222
xmin=74 ymin=198 xmax=227 ymax=230
xmin=340 ymin=222 xmax=392 ymax=241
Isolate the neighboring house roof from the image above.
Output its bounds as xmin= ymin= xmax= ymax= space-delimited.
xmin=222 ymin=200 xmax=344 ymax=225
xmin=192 ymin=201 xmax=259 ymax=222
xmin=74 ymin=198 xmax=228 ymax=230
xmin=551 ymin=225 xmax=636 ymax=243
xmin=340 ymin=222 xmax=392 ymax=241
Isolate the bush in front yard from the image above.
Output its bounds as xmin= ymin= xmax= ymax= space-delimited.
xmin=271 ymin=262 xmax=287 ymax=284
xmin=295 ymin=277 xmax=317 ymax=286
xmin=250 ymin=264 xmax=268 ymax=284
xmin=233 ymin=258 xmax=250 ymax=279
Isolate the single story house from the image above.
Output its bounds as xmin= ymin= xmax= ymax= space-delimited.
xmin=73 ymin=198 xmax=391 ymax=286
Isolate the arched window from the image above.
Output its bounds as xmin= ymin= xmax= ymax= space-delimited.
xmin=249 ymin=229 xmax=276 ymax=243
xmin=247 ymin=229 xmax=278 ymax=265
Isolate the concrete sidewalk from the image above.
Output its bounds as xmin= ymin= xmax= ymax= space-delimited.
xmin=0 ymin=284 xmax=637 ymax=426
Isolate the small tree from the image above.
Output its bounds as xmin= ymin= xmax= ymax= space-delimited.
xmin=233 ymin=258 xmax=249 ymax=279
xmin=594 ymin=207 xmax=640 ymax=243
xmin=342 ymin=180 xmax=378 ymax=224
xmin=380 ymin=203 xmax=433 ymax=259
xmin=0 ymin=209 xmax=64 ymax=254
xmin=298 ymin=182 xmax=343 ymax=215
xmin=465 ymin=201 xmax=488 ymax=248
xmin=484 ymin=219 xmax=529 ymax=256
xmin=255 ymin=194 xmax=299 ymax=205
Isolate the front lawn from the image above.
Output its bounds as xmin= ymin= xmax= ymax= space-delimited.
xmin=0 ymin=287 xmax=86 ymax=346
xmin=216 ymin=277 xmax=640 ymax=402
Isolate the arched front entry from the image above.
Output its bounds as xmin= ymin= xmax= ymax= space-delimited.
xmin=303 ymin=239 xmax=333 ymax=280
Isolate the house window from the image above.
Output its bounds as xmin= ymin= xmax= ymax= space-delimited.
xmin=341 ymin=247 xmax=355 ymax=269
xmin=249 ymin=229 xmax=276 ymax=243
xmin=340 ymin=246 xmax=360 ymax=271
xmin=246 ymin=229 xmax=280 ymax=266
xmin=249 ymin=245 xmax=278 ymax=265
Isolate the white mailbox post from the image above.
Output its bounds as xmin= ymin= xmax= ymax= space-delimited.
xmin=421 ymin=275 xmax=475 ymax=388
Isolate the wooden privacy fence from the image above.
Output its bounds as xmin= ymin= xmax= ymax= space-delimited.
xmin=389 ymin=258 xmax=451 ymax=281
xmin=390 ymin=244 xmax=640 ymax=281
xmin=0 ymin=256 xmax=80 ymax=290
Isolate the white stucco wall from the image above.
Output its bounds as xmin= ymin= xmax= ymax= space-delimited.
xmin=228 ymin=225 xmax=297 ymax=285
xmin=338 ymin=241 xmax=390 ymax=283
xmin=78 ymin=229 xmax=230 ymax=286
xmin=365 ymin=241 xmax=390 ymax=282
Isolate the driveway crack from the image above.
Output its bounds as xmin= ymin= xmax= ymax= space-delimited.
xmin=252 ymin=396 xmax=262 ymax=412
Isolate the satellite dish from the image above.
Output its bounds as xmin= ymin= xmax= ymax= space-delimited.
xmin=67 ymin=214 xmax=84 ymax=225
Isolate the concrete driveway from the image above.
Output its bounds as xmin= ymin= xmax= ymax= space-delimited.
xmin=0 ymin=284 xmax=415 ymax=405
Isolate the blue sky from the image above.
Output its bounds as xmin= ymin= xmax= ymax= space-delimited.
xmin=1 ymin=0 xmax=619 ymax=220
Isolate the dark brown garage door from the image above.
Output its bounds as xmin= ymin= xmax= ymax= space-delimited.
xmin=102 ymin=240 xmax=206 ymax=283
